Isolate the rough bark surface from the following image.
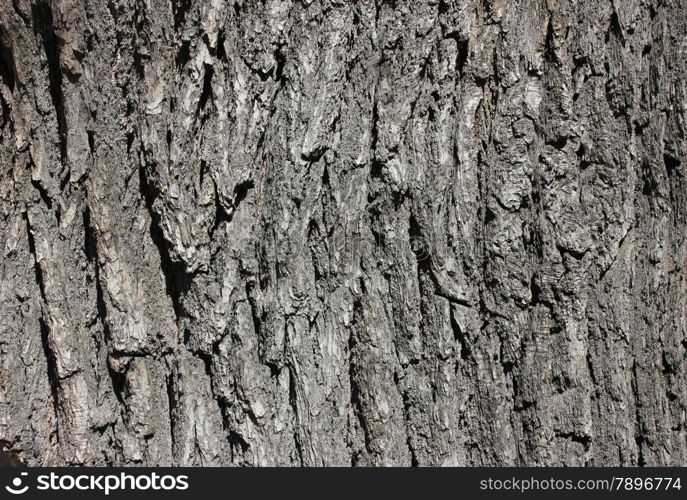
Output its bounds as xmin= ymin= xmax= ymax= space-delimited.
xmin=0 ymin=0 xmax=686 ymax=466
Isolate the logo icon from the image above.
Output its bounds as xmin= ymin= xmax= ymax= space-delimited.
xmin=5 ymin=472 xmax=29 ymax=495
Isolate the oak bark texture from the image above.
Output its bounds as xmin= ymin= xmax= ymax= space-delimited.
xmin=1 ymin=0 xmax=686 ymax=466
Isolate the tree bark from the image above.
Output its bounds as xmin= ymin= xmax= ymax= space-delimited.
xmin=0 ymin=0 xmax=685 ymax=466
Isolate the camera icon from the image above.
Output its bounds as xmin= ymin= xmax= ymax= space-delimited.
xmin=5 ymin=472 xmax=29 ymax=495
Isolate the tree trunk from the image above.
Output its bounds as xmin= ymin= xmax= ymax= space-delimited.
xmin=0 ymin=0 xmax=685 ymax=466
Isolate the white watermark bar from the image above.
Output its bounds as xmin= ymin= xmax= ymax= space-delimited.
xmin=0 ymin=467 xmax=684 ymax=499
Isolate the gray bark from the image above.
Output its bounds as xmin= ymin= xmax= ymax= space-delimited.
xmin=0 ymin=0 xmax=685 ymax=466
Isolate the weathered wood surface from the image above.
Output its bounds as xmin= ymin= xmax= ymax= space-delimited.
xmin=0 ymin=0 xmax=685 ymax=466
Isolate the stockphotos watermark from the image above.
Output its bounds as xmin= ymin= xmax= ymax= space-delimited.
xmin=3 ymin=471 xmax=189 ymax=495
